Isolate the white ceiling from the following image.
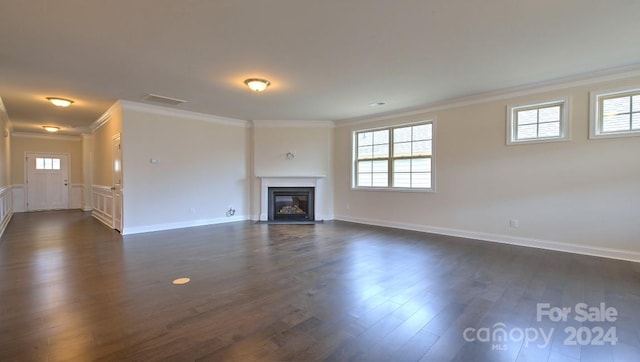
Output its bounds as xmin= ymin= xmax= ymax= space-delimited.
xmin=1 ymin=0 xmax=639 ymax=135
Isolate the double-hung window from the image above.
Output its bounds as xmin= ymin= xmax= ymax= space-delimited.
xmin=507 ymin=99 xmax=569 ymax=144
xmin=590 ymin=88 xmax=640 ymax=138
xmin=354 ymin=122 xmax=434 ymax=190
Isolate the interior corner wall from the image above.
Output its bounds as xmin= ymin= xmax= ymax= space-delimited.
xmin=92 ymin=102 xmax=123 ymax=187
xmin=0 ymin=110 xmax=9 ymax=189
xmin=251 ymin=124 xmax=334 ymax=220
xmin=120 ymin=106 xmax=247 ymax=233
xmin=333 ymin=76 xmax=640 ymax=258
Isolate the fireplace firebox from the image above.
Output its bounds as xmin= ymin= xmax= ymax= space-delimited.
xmin=268 ymin=187 xmax=315 ymax=221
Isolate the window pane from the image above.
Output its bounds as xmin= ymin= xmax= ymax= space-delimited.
xmin=36 ymin=158 xmax=44 ymax=170
xmin=371 ymin=173 xmax=388 ymax=187
xmin=358 ymin=146 xmax=373 ymax=159
xmin=602 ymin=96 xmax=630 ymax=116
xmin=371 ymin=160 xmax=388 ymax=173
xmin=632 ymin=113 xmax=640 ymax=130
xmin=373 ymin=144 xmax=388 ymax=158
xmin=412 ymin=124 xmax=432 ymax=140
xmin=632 ymin=95 xmax=640 ymax=111
xmin=539 ymin=106 xmax=560 ymax=123
xmin=393 ymin=127 xmax=411 ymax=143
xmin=393 ymin=173 xmax=410 ymax=188
xmin=538 ymin=121 xmax=560 ymax=138
xmin=412 ymin=141 xmax=430 ymax=156
xmin=394 ymin=159 xmax=410 ymax=172
xmin=603 ymin=114 xmax=630 ymax=132
xmin=517 ymin=109 xmax=538 ymax=125
xmin=44 ymin=158 xmax=53 ymax=169
xmin=412 ymin=158 xmax=431 ymax=173
xmin=358 ymin=132 xmax=373 ymax=146
xmin=357 ymin=174 xmax=372 ymax=187
xmin=517 ymin=124 xmax=537 ymax=139
xmin=373 ymin=130 xmax=389 ymax=145
xmin=394 ymin=142 xmax=411 ymax=157
xmin=358 ymin=160 xmax=372 ymax=173
xmin=411 ymin=173 xmax=431 ymax=188
xmin=52 ymin=158 xmax=61 ymax=170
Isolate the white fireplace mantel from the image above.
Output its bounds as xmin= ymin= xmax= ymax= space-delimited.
xmin=258 ymin=176 xmax=326 ymax=221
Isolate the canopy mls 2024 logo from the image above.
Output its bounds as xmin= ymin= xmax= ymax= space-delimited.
xmin=463 ymin=302 xmax=618 ymax=351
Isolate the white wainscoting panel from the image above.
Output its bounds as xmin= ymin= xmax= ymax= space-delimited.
xmin=70 ymin=184 xmax=83 ymax=209
xmin=11 ymin=185 xmax=25 ymax=212
xmin=0 ymin=186 xmax=13 ymax=238
xmin=92 ymin=185 xmax=113 ymax=228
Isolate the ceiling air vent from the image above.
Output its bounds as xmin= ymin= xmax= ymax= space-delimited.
xmin=143 ymin=94 xmax=187 ymax=106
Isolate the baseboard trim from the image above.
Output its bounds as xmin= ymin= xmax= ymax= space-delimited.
xmin=0 ymin=211 xmax=12 ymax=240
xmin=334 ymin=215 xmax=640 ymax=263
xmin=92 ymin=210 xmax=113 ymax=229
xmin=122 ymin=215 xmax=248 ymax=235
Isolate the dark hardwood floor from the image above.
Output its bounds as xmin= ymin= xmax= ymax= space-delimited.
xmin=1 ymin=210 xmax=639 ymax=361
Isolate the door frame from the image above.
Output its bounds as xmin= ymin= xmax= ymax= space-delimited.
xmin=24 ymin=152 xmax=71 ymax=211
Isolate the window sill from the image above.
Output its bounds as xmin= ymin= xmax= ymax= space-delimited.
xmin=507 ymin=137 xmax=570 ymax=146
xmin=351 ymin=187 xmax=435 ymax=193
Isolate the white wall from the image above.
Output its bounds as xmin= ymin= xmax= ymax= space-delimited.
xmin=0 ymin=99 xmax=11 ymax=236
xmin=120 ymin=102 xmax=248 ymax=234
xmin=334 ymin=74 xmax=640 ymax=261
xmin=251 ymin=121 xmax=334 ymax=220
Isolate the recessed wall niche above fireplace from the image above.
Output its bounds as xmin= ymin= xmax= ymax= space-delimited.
xmin=268 ymin=187 xmax=315 ymax=221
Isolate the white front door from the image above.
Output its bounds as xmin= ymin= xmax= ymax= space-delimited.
xmin=26 ymin=153 xmax=69 ymax=211
xmin=112 ymin=134 xmax=123 ymax=232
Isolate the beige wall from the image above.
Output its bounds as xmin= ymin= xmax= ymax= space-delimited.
xmin=121 ymin=104 xmax=248 ymax=231
xmin=92 ymin=102 xmax=123 ymax=187
xmin=251 ymin=122 xmax=334 ymax=219
xmin=0 ymin=103 xmax=9 ymax=188
xmin=334 ymin=76 xmax=640 ymax=254
xmin=10 ymin=135 xmax=83 ymax=184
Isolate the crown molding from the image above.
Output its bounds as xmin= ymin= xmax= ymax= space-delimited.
xmin=335 ymin=64 xmax=640 ymax=127
xmin=90 ymin=101 xmax=120 ymax=131
xmin=119 ymin=100 xmax=249 ymax=128
xmin=251 ymin=120 xmax=334 ymax=128
xmin=11 ymin=132 xmax=82 ymax=141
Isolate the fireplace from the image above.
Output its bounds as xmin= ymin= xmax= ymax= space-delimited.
xmin=268 ymin=187 xmax=315 ymax=221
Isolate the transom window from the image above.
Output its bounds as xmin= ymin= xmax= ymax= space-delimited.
xmin=35 ymin=157 xmax=61 ymax=170
xmin=354 ymin=122 xmax=433 ymax=190
xmin=507 ymin=99 xmax=568 ymax=144
xmin=590 ymin=88 xmax=640 ymax=138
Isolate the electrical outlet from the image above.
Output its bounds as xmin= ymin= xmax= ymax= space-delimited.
xmin=190 ymin=207 xmax=196 ymax=214
xmin=509 ymin=219 xmax=519 ymax=228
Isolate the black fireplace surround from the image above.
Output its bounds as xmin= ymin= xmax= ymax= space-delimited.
xmin=268 ymin=187 xmax=315 ymax=221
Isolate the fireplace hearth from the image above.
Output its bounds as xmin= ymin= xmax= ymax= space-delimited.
xmin=268 ymin=187 xmax=315 ymax=221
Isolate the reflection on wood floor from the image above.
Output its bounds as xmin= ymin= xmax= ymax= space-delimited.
xmin=1 ymin=210 xmax=639 ymax=361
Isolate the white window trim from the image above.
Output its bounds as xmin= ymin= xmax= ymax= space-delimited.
xmin=590 ymin=87 xmax=640 ymax=139
xmin=506 ymin=98 xmax=570 ymax=145
xmin=351 ymin=120 xmax=436 ymax=192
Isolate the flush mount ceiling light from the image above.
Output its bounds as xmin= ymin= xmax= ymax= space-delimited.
xmin=46 ymin=97 xmax=74 ymax=107
xmin=43 ymin=126 xmax=60 ymax=133
xmin=244 ymin=78 xmax=271 ymax=92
